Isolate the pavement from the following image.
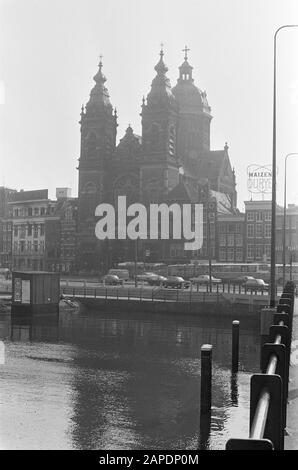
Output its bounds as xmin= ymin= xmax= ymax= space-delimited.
xmin=285 ymin=295 xmax=298 ymax=450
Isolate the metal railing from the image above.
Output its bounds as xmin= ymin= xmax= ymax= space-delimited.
xmin=60 ymin=281 xmax=274 ymax=305
xmin=226 ymin=281 xmax=295 ymax=450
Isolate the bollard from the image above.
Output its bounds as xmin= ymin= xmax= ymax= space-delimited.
xmin=200 ymin=344 xmax=212 ymax=415
xmin=232 ymin=320 xmax=240 ymax=373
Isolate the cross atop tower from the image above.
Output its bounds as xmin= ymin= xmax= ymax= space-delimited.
xmin=160 ymin=42 xmax=164 ymax=57
xmin=182 ymin=45 xmax=190 ymax=60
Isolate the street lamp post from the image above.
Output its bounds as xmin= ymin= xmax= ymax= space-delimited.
xmin=270 ymin=25 xmax=298 ymax=307
xmin=282 ymin=153 xmax=298 ymax=287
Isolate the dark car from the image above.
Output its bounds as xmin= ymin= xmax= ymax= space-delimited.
xmin=162 ymin=276 xmax=190 ymax=289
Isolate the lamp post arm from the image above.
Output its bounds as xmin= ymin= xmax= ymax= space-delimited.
xmin=270 ymin=24 xmax=298 ymax=307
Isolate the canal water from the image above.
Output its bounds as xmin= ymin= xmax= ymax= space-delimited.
xmin=0 ymin=308 xmax=260 ymax=450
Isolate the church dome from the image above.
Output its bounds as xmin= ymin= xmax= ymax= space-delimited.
xmin=172 ymin=48 xmax=211 ymax=114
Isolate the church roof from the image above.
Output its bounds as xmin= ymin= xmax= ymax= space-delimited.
xmin=210 ymin=190 xmax=235 ymax=215
xmin=166 ymin=178 xmax=198 ymax=203
xmin=197 ymin=149 xmax=228 ymax=180
xmin=116 ymin=125 xmax=142 ymax=158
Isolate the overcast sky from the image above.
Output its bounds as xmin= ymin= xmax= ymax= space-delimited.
xmin=0 ymin=0 xmax=298 ymax=211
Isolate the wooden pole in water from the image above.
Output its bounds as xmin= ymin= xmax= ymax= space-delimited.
xmin=232 ymin=320 xmax=240 ymax=373
xmin=200 ymin=344 xmax=212 ymax=414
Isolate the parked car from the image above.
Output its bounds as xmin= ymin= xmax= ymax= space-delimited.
xmin=232 ymin=275 xmax=255 ymax=285
xmin=107 ymin=269 xmax=130 ymax=281
xmin=147 ymin=274 xmax=167 ymax=286
xmin=190 ymin=274 xmax=222 ymax=285
xmin=244 ymin=278 xmax=269 ymax=291
xmin=102 ymin=274 xmax=123 ymax=286
xmin=162 ymin=276 xmax=190 ymax=289
xmin=136 ymin=272 xmax=157 ymax=282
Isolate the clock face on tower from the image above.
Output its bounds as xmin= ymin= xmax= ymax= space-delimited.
xmin=113 ymin=174 xmax=139 ymax=204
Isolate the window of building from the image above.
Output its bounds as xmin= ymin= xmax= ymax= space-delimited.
xmin=219 ymin=224 xmax=226 ymax=233
xmin=40 ymin=224 xmax=45 ymax=236
xmin=256 ymin=212 xmax=263 ymax=222
xmin=264 ymin=211 xmax=271 ymax=221
xmin=227 ymin=248 xmax=234 ymax=261
xmin=219 ymin=234 xmax=226 ymax=246
xmin=247 ymin=244 xmax=254 ymax=260
xmin=236 ymin=248 xmax=243 ymax=261
xmin=265 ymin=244 xmax=271 ymax=257
xmin=27 ymin=241 xmax=31 ymax=252
xmin=20 ymin=225 xmax=26 ymax=238
xmin=236 ymin=224 xmax=242 ymax=233
xmin=28 ymin=207 xmax=32 ymax=216
xmin=255 ymin=244 xmax=263 ymax=260
xmin=14 ymin=209 xmax=19 ymax=217
xmin=228 ymin=224 xmax=235 ymax=233
xmin=33 ymin=241 xmax=38 ymax=252
xmin=227 ymin=234 xmax=234 ymax=246
xmin=247 ymin=224 xmax=254 ymax=238
xmin=20 ymin=241 xmax=25 ymax=252
xmin=14 ymin=226 xmax=18 ymax=237
xmin=236 ymin=234 xmax=243 ymax=247
xmin=247 ymin=212 xmax=254 ymax=221
xmin=40 ymin=207 xmax=45 ymax=216
xmin=33 ymin=225 xmax=38 ymax=238
xmin=34 ymin=207 xmax=39 ymax=215
xmin=28 ymin=224 xmax=32 ymax=236
xmin=255 ymin=224 xmax=263 ymax=238
xmin=219 ymin=249 xmax=226 ymax=261
xmin=264 ymin=224 xmax=271 ymax=238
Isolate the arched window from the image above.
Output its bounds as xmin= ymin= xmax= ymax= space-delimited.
xmin=83 ymin=182 xmax=96 ymax=194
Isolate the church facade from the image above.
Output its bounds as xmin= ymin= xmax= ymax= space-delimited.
xmin=76 ymin=48 xmax=238 ymax=273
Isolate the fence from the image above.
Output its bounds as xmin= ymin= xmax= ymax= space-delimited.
xmin=226 ymin=281 xmax=295 ymax=450
xmin=60 ymin=280 xmax=273 ymax=304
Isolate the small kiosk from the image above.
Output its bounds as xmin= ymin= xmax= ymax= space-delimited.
xmin=12 ymin=271 xmax=60 ymax=315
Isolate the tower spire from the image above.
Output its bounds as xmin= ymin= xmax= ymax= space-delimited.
xmin=86 ymin=57 xmax=112 ymax=110
xmin=146 ymin=46 xmax=175 ymax=105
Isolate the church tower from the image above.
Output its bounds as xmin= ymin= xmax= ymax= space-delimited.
xmin=77 ymin=59 xmax=117 ymax=271
xmin=140 ymin=48 xmax=180 ymax=203
xmin=172 ymin=47 xmax=212 ymax=172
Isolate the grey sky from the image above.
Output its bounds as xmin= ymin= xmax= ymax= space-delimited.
xmin=0 ymin=0 xmax=298 ymax=211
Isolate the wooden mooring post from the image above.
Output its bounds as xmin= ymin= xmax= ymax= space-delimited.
xmin=232 ymin=320 xmax=240 ymax=373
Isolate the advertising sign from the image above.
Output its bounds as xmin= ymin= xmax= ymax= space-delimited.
xmin=247 ymin=164 xmax=272 ymax=194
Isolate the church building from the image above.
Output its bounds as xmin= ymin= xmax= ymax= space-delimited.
xmin=76 ymin=47 xmax=238 ymax=273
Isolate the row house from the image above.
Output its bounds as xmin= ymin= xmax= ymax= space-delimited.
xmin=1 ymin=188 xmax=77 ymax=273
xmin=244 ymin=200 xmax=298 ymax=264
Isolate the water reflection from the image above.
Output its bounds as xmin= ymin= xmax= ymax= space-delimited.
xmin=0 ymin=309 xmax=260 ymax=449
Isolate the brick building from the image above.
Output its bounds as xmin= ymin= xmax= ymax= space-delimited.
xmin=244 ymin=200 xmax=298 ymax=264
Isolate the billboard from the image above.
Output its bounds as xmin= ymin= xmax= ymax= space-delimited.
xmin=247 ymin=164 xmax=273 ymax=195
